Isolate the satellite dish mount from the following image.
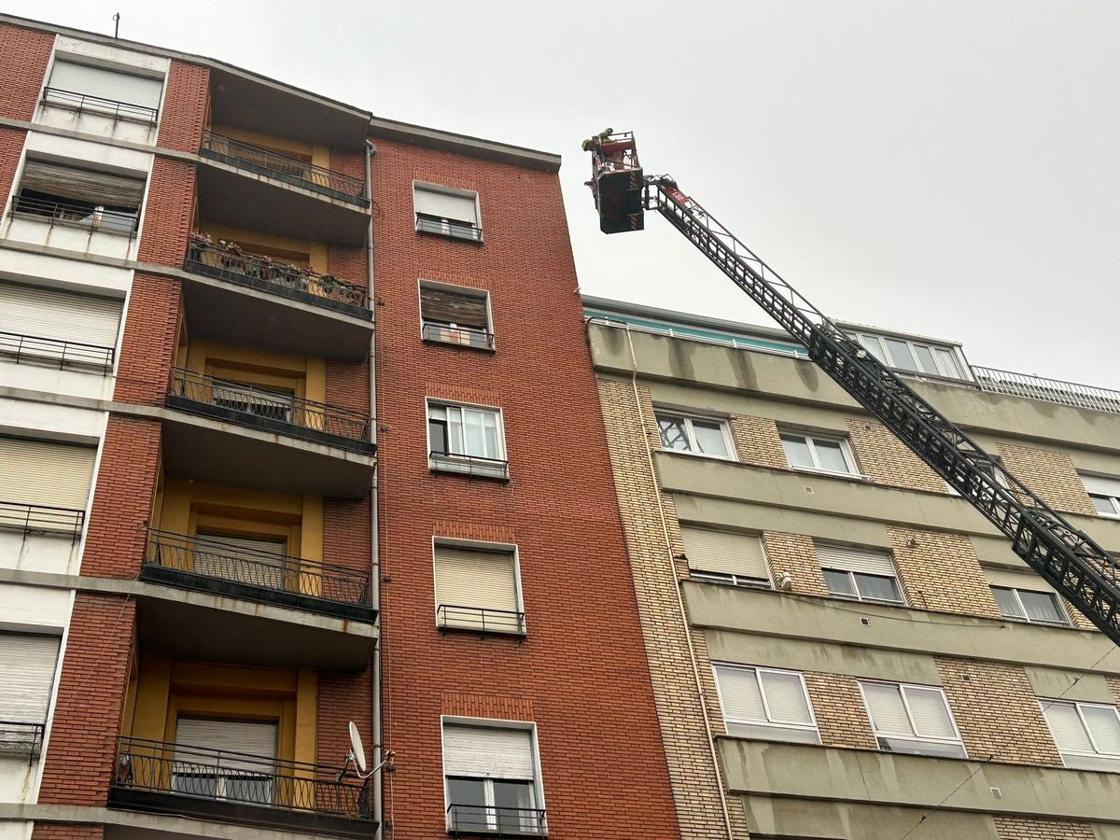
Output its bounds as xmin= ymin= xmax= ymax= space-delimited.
xmin=339 ymin=721 xmax=394 ymax=781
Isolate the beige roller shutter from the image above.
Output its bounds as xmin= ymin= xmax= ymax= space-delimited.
xmin=194 ymin=533 xmax=288 ymax=588
xmin=816 ymin=543 xmax=895 ymax=576
xmin=0 ymin=633 xmax=60 ymax=722
xmin=681 ymin=527 xmax=769 ymax=581
xmin=0 ymin=281 xmax=121 ymax=347
xmin=983 ymin=566 xmax=1054 ymax=592
xmin=434 ymin=546 xmax=517 ymax=612
xmin=174 ymin=717 xmax=277 ymax=770
xmin=49 ymin=60 xmax=163 ymax=109
xmin=0 ymin=437 xmax=96 ymax=508
xmin=413 ymin=186 xmax=477 ymax=224
xmin=443 ymin=724 xmax=534 ymax=780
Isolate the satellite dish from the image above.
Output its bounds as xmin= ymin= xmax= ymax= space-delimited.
xmin=349 ymin=721 xmax=368 ymax=774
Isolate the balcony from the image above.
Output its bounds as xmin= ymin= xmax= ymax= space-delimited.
xmin=143 ymin=530 xmax=374 ymax=622
xmin=437 ymin=605 xmax=525 ymax=637
xmin=0 ymin=501 xmax=84 ymax=538
xmin=0 ymin=721 xmax=44 ymax=758
xmin=110 ymin=737 xmax=374 ymax=839
xmin=447 ymin=804 xmax=547 ymax=837
xmin=0 ymin=331 xmax=115 ymax=373
xmin=973 ymin=366 xmax=1120 ymax=416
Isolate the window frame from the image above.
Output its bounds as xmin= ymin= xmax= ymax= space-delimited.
xmin=853 ymin=331 xmax=969 ymax=380
xmin=431 ymin=537 xmax=525 ymax=636
xmin=858 ymin=680 xmax=967 ymax=759
xmin=712 ymin=663 xmax=821 ymax=744
xmin=779 ymin=430 xmax=860 ymax=477
xmin=822 ymin=567 xmax=906 ymax=606
xmin=417 ymin=279 xmax=495 ymax=351
xmin=1039 ymin=698 xmax=1120 ymax=771
xmin=1080 ymin=473 xmax=1120 ymax=519
xmin=412 ymin=181 xmax=483 ymax=243
xmin=654 ymin=410 xmax=737 ymax=461
xmin=426 ymin=399 xmax=509 ymax=479
xmin=990 ymin=584 xmax=1070 ymax=626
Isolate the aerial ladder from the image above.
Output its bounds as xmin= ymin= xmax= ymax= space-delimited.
xmin=583 ymin=129 xmax=1120 ymax=646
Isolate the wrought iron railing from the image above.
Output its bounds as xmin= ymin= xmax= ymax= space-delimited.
xmin=447 ymin=804 xmax=547 ymax=837
xmin=169 ymin=368 xmax=372 ymax=447
xmin=429 ymin=450 xmax=509 ymax=480
xmin=10 ymin=194 xmax=139 ymax=236
xmin=185 ymin=237 xmax=369 ymax=312
xmin=422 ymin=321 xmax=495 ymax=351
xmin=0 ymin=501 xmax=84 ymax=537
xmin=145 ymin=529 xmax=372 ymax=613
xmin=437 ymin=605 xmax=525 ymax=635
xmin=0 ymin=721 xmax=44 ymax=757
xmin=41 ymin=87 xmax=159 ymax=127
xmin=201 ymin=131 xmax=367 ymax=204
xmin=415 ymin=213 xmax=483 ymax=243
xmin=113 ymin=737 xmax=371 ymax=822
xmin=0 ymin=330 xmax=115 ymax=372
xmin=973 ymin=366 xmax=1120 ymax=416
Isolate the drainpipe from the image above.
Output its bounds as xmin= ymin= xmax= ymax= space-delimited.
xmin=364 ymin=137 xmax=384 ymax=840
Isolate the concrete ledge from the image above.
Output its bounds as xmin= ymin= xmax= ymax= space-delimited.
xmin=369 ymin=116 xmax=560 ymax=173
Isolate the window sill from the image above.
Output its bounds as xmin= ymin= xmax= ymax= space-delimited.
xmin=660 ymin=448 xmax=739 ymax=464
xmin=826 ymin=591 xmax=908 ymax=608
xmin=997 ymin=614 xmax=1072 ymax=629
xmin=422 ymin=323 xmax=496 ymax=353
xmin=415 ymin=219 xmax=483 ymax=244
xmin=437 ymin=621 xmax=526 ymax=639
xmin=429 ymin=454 xmax=510 ymax=481
xmin=789 ymin=466 xmax=867 ymax=482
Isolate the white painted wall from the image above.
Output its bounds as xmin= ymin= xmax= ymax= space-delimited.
xmin=0 ymin=398 xmax=106 ymax=445
xmin=0 ymin=249 xmax=132 ymax=297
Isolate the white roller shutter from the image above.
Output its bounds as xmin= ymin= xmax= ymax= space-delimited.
xmin=0 ymin=436 xmax=96 ymax=508
xmin=434 ymin=546 xmax=518 ymax=613
xmin=904 ymin=686 xmax=956 ymax=740
xmin=714 ymin=665 xmax=765 ymax=722
xmin=758 ymin=671 xmax=812 ymax=725
xmin=174 ymin=717 xmax=277 ymax=769
xmin=0 ymin=281 xmax=121 ymax=347
xmin=983 ymin=567 xmax=1053 ymax=592
xmin=1042 ymin=702 xmax=1094 ymax=753
xmin=194 ymin=533 xmax=288 ymax=588
xmin=1082 ymin=474 xmax=1120 ymax=497
xmin=414 ymin=186 xmax=478 ymax=224
xmin=49 ymin=59 xmax=163 ymax=109
xmin=681 ymin=528 xmax=769 ymax=580
xmin=443 ymin=724 xmax=534 ymax=780
xmin=816 ymin=543 xmax=895 ymax=576
xmin=0 ymin=633 xmax=60 ymax=722
xmin=862 ymin=683 xmax=913 ymax=736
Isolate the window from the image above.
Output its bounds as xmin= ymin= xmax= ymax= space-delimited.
xmin=1041 ymin=699 xmax=1120 ymax=772
xmin=680 ymin=527 xmax=771 ymax=588
xmin=14 ymin=159 xmax=145 ymax=235
xmin=0 ymin=436 xmax=96 ymax=510
xmin=210 ymin=379 xmax=295 ymax=423
xmin=434 ymin=543 xmax=524 ymax=634
xmin=816 ymin=543 xmax=904 ymax=605
xmin=442 ymin=721 xmax=545 ymax=835
xmin=414 ymin=183 xmax=481 ymax=242
xmin=779 ymin=431 xmax=858 ymax=476
xmin=419 ymin=282 xmax=493 ymax=350
xmin=860 ymin=681 xmax=966 ymax=758
xmin=172 ymin=717 xmax=278 ymax=802
xmin=853 ymin=331 xmax=967 ymax=380
xmin=989 ymin=581 xmax=1069 ymax=626
xmin=656 ymin=412 xmax=735 ymax=460
xmin=713 ymin=664 xmax=819 ymax=744
xmin=44 ymin=59 xmax=163 ymax=124
xmin=1081 ymin=474 xmax=1120 ymax=518
xmin=0 ymin=280 xmax=121 ymax=370
xmin=0 ymin=632 xmax=60 ymax=752
xmin=427 ymin=401 xmax=508 ymax=479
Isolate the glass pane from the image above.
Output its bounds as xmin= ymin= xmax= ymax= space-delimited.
xmin=1082 ymin=706 xmax=1120 ymax=755
xmin=760 ymin=671 xmax=812 ymax=725
xmin=858 ymin=334 xmax=887 ymax=363
xmin=884 ymin=338 xmax=918 ymax=372
xmin=717 ymin=666 xmax=766 ymax=721
xmin=932 ymin=347 xmax=963 ymax=378
xmin=447 ymin=777 xmax=488 ymax=832
xmin=481 ymin=410 xmax=500 ymax=459
xmin=447 ymin=408 xmax=464 ymax=455
xmin=863 ymin=683 xmax=913 ymax=736
xmin=658 ymin=416 xmax=691 ymax=452
xmin=463 ymin=409 xmax=486 ymax=457
xmin=913 ymin=345 xmax=938 ymax=375
xmin=992 ymin=587 xmax=1026 ymax=619
xmin=823 ymin=569 xmax=857 ymax=597
xmin=813 ymin=439 xmax=850 ymax=473
xmin=1043 ymin=703 xmax=1094 ymax=753
xmin=493 ymin=780 xmax=535 ymax=833
xmin=429 ymin=418 xmax=447 ymax=455
xmin=1091 ymin=494 xmax=1116 ymax=515
xmin=904 ymin=686 xmax=956 ymax=740
xmin=1018 ymin=590 xmax=1065 ymax=624
xmin=854 ymin=573 xmax=902 ymax=603
xmin=780 ymin=435 xmax=814 ymax=469
xmin=692 ymin=420 xmax=730 ymax=458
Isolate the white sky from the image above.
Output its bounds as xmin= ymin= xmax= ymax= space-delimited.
xmin=16 ymin=0 xmax=1120 ymax=388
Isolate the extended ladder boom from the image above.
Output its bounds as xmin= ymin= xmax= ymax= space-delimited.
xmin=585 ymin=131 xmax=1120 ymax=645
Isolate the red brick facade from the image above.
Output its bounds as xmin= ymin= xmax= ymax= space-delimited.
xmin=0 ymin=23 xmax=53 ymax=121
xmin=155 ymin=60 xmax=209 ymax=152
xmin=373 ymin=139 xmax=678 ymax=839
xmin=113 ymin=273 xmax=181 ymax=405
xmin=136 ymin=158 xmax=197 ymax=267
xmin=0 ymin=126 xmax=26 ymax=203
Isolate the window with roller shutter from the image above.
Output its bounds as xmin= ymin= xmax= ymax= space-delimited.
xmin=0 ymin=435 xmax=96 ymax=510
xmin=419 ymin=281 xmax=493 ymax=350
xmin=859 ymin=680 xmax=965 ymax=758
xmin=0 ymin=280 xmax=121 ymax=369
xmin=44 ymin=59 xmax=163 ymax=122
xmin=413 ymin=183 xmax=482 ymax=242
xmin=1040 ymin=699 xmax=1120 ymax=772
xmin=681 ymin=527 xmax=771 ymax=588
xmin=15 ymin=159 xmax=145 ymax=235
xmin=433 ymin=544 xmax=523 ymax=635
xmin=712 ymin=663 xmax=819 ymax=744
xmin=172 ymin=717 xmax=278 ymax=804
xmin=984 ymin=567 xmax=1070 ymax=625
xmin=816 ymin=543 xmax=904 ymax=604
xmin=0 ymin=632 xmax=60 ymax=754
xmin=1081 ymin=473 xmax=1120 ymax=518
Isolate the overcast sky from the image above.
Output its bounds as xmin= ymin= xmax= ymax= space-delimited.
xmin=16 ymin=1 xmax=1120 ymax=388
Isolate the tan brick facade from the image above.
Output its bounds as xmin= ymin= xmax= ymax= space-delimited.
xmin=804 ymin=672 xmax=878 ymax=751
xmin=847 ymin=418 xmax=947 ymax=493
xmin=727 ymin=414 xmax=786 ymax=469
xmin=993 ymin=816 xmax=1096 ymax=839
xmin=761 ymin=531 xmax=829 ymax=597
xmin=889 ymin=526 xmax=1002 ymax=618
xmin=998 ymin=443 xmax=1097 ymax=516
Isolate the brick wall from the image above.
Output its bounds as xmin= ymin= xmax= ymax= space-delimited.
xmin=326 ymin=358 xmax=370 ymax=415
xmin=761 ymin=531 xmax=829 ymax=597
xmin=156 ymin=60 xmax=209 ymax=152
xmin=372 ymin=132 xmax=680 ymax=840
xmin=323 ymin=496 xmax=371 ymax=573
xmin=0 ymin=23 xmax=53 ymax=121
xmin=804 ymin=672 xmax=878 ymax=751
xmin=889 ymin=526 xmax=1002 ymax=618
xmin=935 ymin=658 xmax=1061 ymax=766
xmin=847 ymin=418 xmax=946 ymax=493
xmin=328 ymin=244 xmax=369 ymax=289
xmin=137 ymin=158 xmax=196 ymax=267
xmin=998 ymin=443 xmax=1097 ymax=516
xmin=727 ymin=414 xmax=786 ymax=468
xmin=37 ymin=594 xmax=135 ymax=805
xmin=993 ymin=816 xmax=1096 ymax=839
xmin=113 ymin=272 xmax=180 ymax=405
xmin=0 ymin=126 xmax=26 ymax=208
xmin=31 ymin=825 xmax=105 ymax=840
xmin=317 ymin=668 xmax=373 ymax=769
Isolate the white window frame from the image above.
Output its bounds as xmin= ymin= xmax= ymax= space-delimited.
xmin=412 ymin=181 xmax=482 ymax=241
xmin=779 ymin=430 xmax=859 ymax=477
xmin=712 ymin=663 xmax=821 ymax=744
xmin=1039 ymin=699 xmax=1120 ymax=771
xmin=417 ymin=279 xmax=494 ymax=350
xmin=654 ymin=410 xmax=737 ymax=461
xmin=990 ymin=585 xmax=1070 ymax=626
xmin=431 ymin=537 xmax=525 ymax=635
xmin=821 ymin=567 xmax=906 ymax=606
xmin=1081 ymin=473 xmax=1120 ymax=519
xmin=440 ymin=716 xmax=546 ymax=834
xmin=853 ymin=331 xmax=969 ymax=380
xmin=690 ymin=570 xmax=773 ymax=590
xmin=426 ymin=399 xmax=508 ymax=478
xmin=858 ymin=680 xmax=967 ymax=758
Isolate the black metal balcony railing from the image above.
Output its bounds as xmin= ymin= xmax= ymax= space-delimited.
xmin=144 ymin=530 xmax=374 ymax=621
xmin=168 ymin=368 xmax=374 ymax=453
xmin=10 ymin=194 xmax=139 ymax=236
xmin=416 ymin=213 xmax=483 ymax=243
xmin=447 ymin=804 xmax=547 ymax=837
xmin=201 ymin=131 xmax=368 ymax=206
xmin=0 ymin=721 xmax=45 ymax=758
xmin=0 ymin=330 xmax=115 ymax=372
xmin=41 ymin=87 xmax=159 ymax=127
xmin=0 ymin=501 xmax=85 ymax=538
xmin=422 ymin=320 xmax=495 ymax=351
xmin=185 ymin=237 xmax=369 ymax=314
xmin=429 ymin=450 xmax=509 ymax=480
xmin=437 ymin=605 xmax=526 ymax=636
xmin=111 ymin=737 xmax=372 ymax=833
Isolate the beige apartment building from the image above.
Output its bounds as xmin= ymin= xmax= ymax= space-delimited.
xmin=584 ymin=295 xmax=1120 ymax=840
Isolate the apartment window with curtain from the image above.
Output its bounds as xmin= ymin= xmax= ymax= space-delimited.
xmin=433 ymin=543 xmax=524 ymax=635
xmin=816 ymin=543 xmax=905 ymax=605
xmin=655 ymin=412 xmax=735 ymax=460
xmin=860 ymin=681 xmax=966 ymax=758
xmin=713 ymin=664 xmax=820 ymax=744
xmin=779 ymin=431 xmax=858 ymax=476
xmin=851 ymin=330 xmax=968 ymax=380
xmin=984 ymin=567 xmax=1069 ymax=626
xmin=1081 ymin=474 xmax=1120 ymax=518
xmin=43 ymin=58 xmax=163 ymax=123
xmin=414 ymin=183 xmax=481 ymax=242
xmin=442 ymin=721 xmax=546 ymax=836
xmin=427 ymin=401 xmax=508 ymax=479
xmin=419 ymin=281 xmax=494 ymax=350
xmin=0 ymin=632 xmax=60 ymax=753
xmin=680 ymin=526 xmax=771 ymax=588
xmin=14 ymin=159 xmax=145 ymax=235
xmin=1040 ymin=699 xmax=1120 ymax=772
